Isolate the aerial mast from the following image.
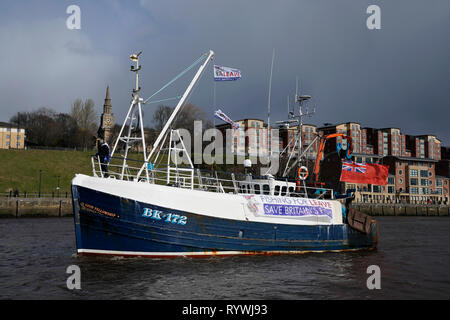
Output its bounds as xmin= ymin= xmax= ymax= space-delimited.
xmin=110 ymin=51 xmax=148 ymax=181
xmin=267 ymin=49 xmax=275 ymax=156
xmin=277 ymin=79 xmax=316 ymax=177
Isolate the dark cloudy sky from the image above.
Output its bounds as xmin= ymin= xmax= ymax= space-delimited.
xmin=1 ymin=0 xmax=449 ymax=144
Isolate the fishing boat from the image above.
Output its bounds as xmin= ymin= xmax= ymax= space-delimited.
xmin=71 ymin=50 xmax=378 ymax=258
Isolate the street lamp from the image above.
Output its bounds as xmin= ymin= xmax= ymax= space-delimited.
xmin=38 ymin=170 xmax=42 ymax=198
xmin=57 ymin=175 xmax=60 ymax=198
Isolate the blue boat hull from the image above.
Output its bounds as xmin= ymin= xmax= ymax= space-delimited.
xmin=72 ymin=185 xmax=378 ymax=258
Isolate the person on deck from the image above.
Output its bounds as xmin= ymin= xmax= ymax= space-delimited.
xmin=96 ymin=139 xmax=111 ymax=177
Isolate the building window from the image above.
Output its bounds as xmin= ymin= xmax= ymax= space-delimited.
xmin=388 ymin=177 xmax=395 ymax=185
xmin=388 ymin=186 xmax=394 ymax=194
xmin=398 ymin=169 xmax=403 ymax=175
xmin=420 ymin=170 xmax=428 ymax=177
xmin=410 ymin=178 xmax=418 ymax=186
xmin=421 ymin=187 xmax=428 ymax=194
xmin=411 ymin=187 xmax=419 ymax=194
xmin=437 ymin=179 xmax=442 ymax=187
xmin=420 ymin=179 xmax=428 ymax=186
xmin=410 ymin=169 xmax=418 ymax=177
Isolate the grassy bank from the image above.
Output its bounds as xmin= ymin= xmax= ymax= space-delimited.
xmin=0 ymin=149 xmax=93 ymax=194
xmin=0 ymin=148 xmax=274 ymax=195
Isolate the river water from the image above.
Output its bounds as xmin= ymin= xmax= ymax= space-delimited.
xmin=0 ymin=216 xmax=449 ymax=300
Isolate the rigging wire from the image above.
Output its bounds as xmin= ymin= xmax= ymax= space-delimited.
xmin=145 ymin=95 xmax=182 ymax=105
xmin=143 ymin=53 xmax=208 ymax=105
xmin=146 ymin=53 xmax=212 ymax=167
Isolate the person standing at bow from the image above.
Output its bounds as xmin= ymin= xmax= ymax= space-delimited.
xmin=96 ymin=139 xmax=111 ymax=177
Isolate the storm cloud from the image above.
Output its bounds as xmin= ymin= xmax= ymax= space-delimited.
xmin=0 ymin=0 xmax=449 ymax=144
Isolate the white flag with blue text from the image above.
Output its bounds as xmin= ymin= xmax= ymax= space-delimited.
xmin=214 ymin=65 xmax=241 ymax=81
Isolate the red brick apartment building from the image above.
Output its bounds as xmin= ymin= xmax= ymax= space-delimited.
xmin=317 ymin=122 xmax=448 ymax=204
xmin=215 ymin=118 xmax=281 ymax=157
xmin=215 ymin=119 xmax=449 ymax=204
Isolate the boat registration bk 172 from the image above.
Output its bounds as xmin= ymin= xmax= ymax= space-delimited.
xmin=142 ymin=208 xmax=187 ymax=225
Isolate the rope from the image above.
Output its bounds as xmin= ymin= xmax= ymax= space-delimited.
xmin=143 ymin=53 xmax=208 ymax=105
xmin=145 ymin=95 xmax=182 ymax=105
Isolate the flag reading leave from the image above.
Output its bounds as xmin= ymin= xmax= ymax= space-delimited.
xmin=214 ymin=65 xmax=241 ymax=81
xmin=340 ymin=160 xmax=389 ymax=185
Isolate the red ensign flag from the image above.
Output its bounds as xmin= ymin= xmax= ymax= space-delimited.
xmin=340 ymin=161 xmax=389 ymax=185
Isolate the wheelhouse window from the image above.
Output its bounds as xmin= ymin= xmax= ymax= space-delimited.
xmin=274 ymin=185 xmax=280 ymax=196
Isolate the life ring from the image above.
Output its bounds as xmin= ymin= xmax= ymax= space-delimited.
xmin=297 ymin=166 xmax=309 ymax=181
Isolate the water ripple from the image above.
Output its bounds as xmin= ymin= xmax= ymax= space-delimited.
xmin=0 ymin=217 xmax=450 ymax=299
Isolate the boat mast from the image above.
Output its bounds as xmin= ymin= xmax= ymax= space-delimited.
xmin=110 ymin=51 xmax=149 ymax=181
xmin=279 ymin=78 xmax=316 ymax=177
xmin=267 ymin=49 xmax=275 ymax=156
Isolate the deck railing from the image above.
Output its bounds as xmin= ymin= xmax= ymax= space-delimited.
xmin=91 ymin=156 xmax=335 ymax=199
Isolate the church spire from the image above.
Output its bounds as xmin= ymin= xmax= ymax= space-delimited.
xmin=104 ymin=85 xmax=112 ymax=114
xmin=98 ymin=85 xmax=114 ymax=144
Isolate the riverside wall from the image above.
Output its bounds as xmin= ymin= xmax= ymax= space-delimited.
xmin=350 ymin=203 xmax=450 ymax=216
xmin=0 ymin=198 xmax=449 ymax=218
xmin=0 ymin=198 xmax=73 ymax=218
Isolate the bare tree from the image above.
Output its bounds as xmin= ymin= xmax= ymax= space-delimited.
xmin=152 ymin=105 xmax=173 ymax=131
xmin=152 ymin=104 xmax=212 ymax=133
xmin=70 ymin=99 xmax=98 ymax=149
xmin=174 ymin=103 xmax=213 ymax=134
xmin=71 ymin=99 xmax=97 ymax=132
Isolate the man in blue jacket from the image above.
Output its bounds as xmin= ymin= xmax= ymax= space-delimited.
xmin=96 ymin=139 xmax=111 ymax=177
